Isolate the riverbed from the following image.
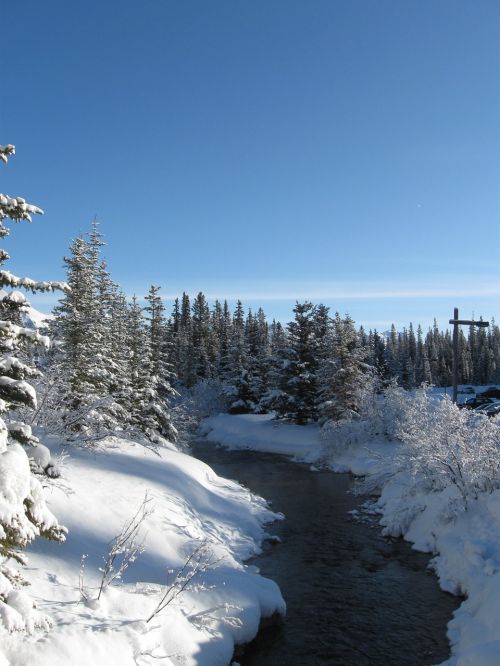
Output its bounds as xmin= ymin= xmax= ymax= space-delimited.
xmin=192 ymin=440 xmax=460 ymax=666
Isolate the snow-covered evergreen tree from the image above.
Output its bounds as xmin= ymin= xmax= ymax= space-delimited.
xmin=246 ymin=307 xmax=271 ymax=409
xmin=143 ymin=285 xmax=178 ymax=442
xmin=50 ymin=225 xmax=126 ymax=435
xmin=118 ymin=292 xmax=177 ymax=444
xmin=0 ymin=142 xmax=66 ymax=630
xmin=271 ymin=302 xmax=319 ymax=424
xmin=222 ymin=300 xmax=253 ymax=412
xmin=318 ymin=313 xmax=371 ymax=422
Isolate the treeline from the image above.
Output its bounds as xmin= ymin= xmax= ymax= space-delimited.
xmin=368 ymin=320 xmax=500 ymax=389
xmin=38 ymin=225 xmax=500 ymax=434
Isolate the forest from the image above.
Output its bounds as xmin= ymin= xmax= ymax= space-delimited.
xmin=24 ymin=220 xmax=500 ymax=444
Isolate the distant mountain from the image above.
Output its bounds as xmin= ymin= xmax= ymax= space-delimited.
xmin=0 ymin=288 xmax=53 ymax=330
xmin=22 ymin=305 xmax=53 ymax=330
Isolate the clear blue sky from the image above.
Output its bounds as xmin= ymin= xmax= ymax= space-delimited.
xmin=1 ymin=0 xmax=499 ymax=331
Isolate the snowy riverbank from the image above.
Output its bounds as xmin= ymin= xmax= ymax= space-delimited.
xmin=202 ymin=412 xmax=500 ymax=666
xmin=0 ymin=435 xmax=285 ymax=666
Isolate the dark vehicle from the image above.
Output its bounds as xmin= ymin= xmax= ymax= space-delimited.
xmin=461 ymin=396 xmax=495 ymax=410
xmin=461 ymin=386 xmax=475 ymax=394
xmin=475 ymin=402 xmax=500 ymax=417
xmin=478 ymin=388 xmax=500 ymax=399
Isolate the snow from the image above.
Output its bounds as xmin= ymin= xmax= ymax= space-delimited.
xmin=0 ymin=435 xmax=285 ymax=666
xmin=0 ymin=270 xmax=67 ymax=293
xmin=200 ymin=410 xmax=500 ymax=666
xmin=200 ymin=413 xmax=321 ymax=461
xmin=23 ymin=306 xmax=53 ymax=330
xmin=0 ymin=289 xmax=53 ymax=331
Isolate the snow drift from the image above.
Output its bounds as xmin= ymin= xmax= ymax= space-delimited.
xmin=0 ymin=435 xmax=285 ymax=666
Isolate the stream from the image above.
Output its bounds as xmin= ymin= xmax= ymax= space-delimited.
xmin=192 ymin=440 xmax=460 ymax=666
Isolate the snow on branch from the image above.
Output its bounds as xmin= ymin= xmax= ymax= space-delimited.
xmin=0 ymin=194 xmax=43 ymax=223
xmin=0 ymin=355 xmax=41 ymax=380
xmin=0 ymin=270 xmax=69 ymax=293
xmin=0 ymin=145 xmax=15 ymax=164
xmin=0 ymin=376 xmax=37 ymax=409
xmin=7 ymin=421 xmax=37 ymax=445
xmin=0 ymin=321 xmax=50 ymax=348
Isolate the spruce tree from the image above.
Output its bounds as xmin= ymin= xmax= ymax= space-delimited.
xmin=0 ymin=143 xmax=65 ymax=627
xmin=274 ymin=302 xmax=318 ymax=424
xmin=318 ymin=313 xmax=370 ymax=422
xmin=222 ymin=300 xmax=253 ymax=412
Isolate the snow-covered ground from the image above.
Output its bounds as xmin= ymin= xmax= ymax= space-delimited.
xmin=202 ymin=412 xmax=500 ymax=666
xmin=0 ymin=435 xmax=285 ymax=666
xmin=199 ymin=413 xmax=321 ymax=461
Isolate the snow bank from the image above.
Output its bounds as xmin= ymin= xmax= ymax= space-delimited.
xmin=200 ymin=413 xmax=321 ymax=462
xmin=0 ymin=435 xmax=285 ymax=666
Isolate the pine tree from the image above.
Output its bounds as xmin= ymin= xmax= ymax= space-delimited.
xmin=190 ymin=292 xmax=214 ymax=382
xmin=125 ymin=294 xmax=177 ymax=444
xmin=247 ymin=307 xmax=271 ymax=408
xmin=50 ymin=227 xmax=126 ymax=434
xmin=318 ymin=313 xmax=370 ymax=421
xmin=0 ymin=143 xmax=66 ymax=627
xmin=215 ymin=299 xmax=232 ymax=378
xmin=177 ymin=293 xmax=195 ymax=386
xmin=274 ymin=302 xmax=318 ymax=424
xmin=222 ymin=300 xmax=253 ymax=412
xmin=371 ymin=330 xmax=390 ymax=385
xmin=143 ymin=285 xmax=177 ymax=441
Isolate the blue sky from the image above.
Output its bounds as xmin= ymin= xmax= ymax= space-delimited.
xmin=1 ymin=0 xmax=499 ymax=330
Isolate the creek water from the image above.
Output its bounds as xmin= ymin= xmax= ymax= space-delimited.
xmin=191 ymin=441 xmax=460 ymax=666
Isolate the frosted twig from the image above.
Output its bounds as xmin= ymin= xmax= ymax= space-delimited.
xmin=146 ymin=540 xmax=222 ymax=623
xmin=97 ymin=493 xmax=154 ymax=600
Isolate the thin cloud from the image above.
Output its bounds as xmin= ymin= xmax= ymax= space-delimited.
xmin=146 ymin=283 xmax=500 ymax=302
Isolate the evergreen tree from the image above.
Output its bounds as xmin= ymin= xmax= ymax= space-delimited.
xmin=247 ymin=307 xmax=271 ymax=407
xmin=318 ymin=313 xmax=370 ymax=421
xmin=50 ymin=227 xmax=126 ymax=434
xmin=190 ymin=292 xmax=214 ymax=382
xmin=142 ymin=286 xmax=177 ymax=442
xmin=222 ymin=300 xmax=253 ymax=412
xmin=0 ymin=142 xmax=65 ymax=626
xmin=274 ymin=302 xmax=318 ymax=424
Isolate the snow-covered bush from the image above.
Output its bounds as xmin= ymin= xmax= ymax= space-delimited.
xmin=393 ymin=389 xmax=500 ymax=509
xmin=322 ymin=383 xmax=500 ymax=517
xmin=0 ymin=143 xmax=66 ymax=632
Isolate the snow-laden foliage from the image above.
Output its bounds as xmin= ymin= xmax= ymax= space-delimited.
xmin=35 ymin=226 xmax=178 ymax=446
xmin=392 ymin=389 xmax=500 ymax=510
xmin=172 ymin=379 xmax=228 ymax=446
xmin=322 ymin=385 xmax=500 ymax=520
xmin=0 ymin=143 xmax=66 ymax=633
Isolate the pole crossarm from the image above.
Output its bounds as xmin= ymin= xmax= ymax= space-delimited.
xmin=449 ymin=319 xmax=489 ymax=327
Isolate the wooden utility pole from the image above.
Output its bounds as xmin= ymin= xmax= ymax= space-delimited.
xmin=449 ymin=307 xmax=489 ymax=403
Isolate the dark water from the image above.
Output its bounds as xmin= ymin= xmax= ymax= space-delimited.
xmin=191 ymin=441 xmax=460 ymax=666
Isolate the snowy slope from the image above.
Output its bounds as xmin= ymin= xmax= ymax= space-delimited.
xmin=0 ymin=436 xmax=285 ymax=666
xmin=22 ymin=305 xmax=53 ymax=330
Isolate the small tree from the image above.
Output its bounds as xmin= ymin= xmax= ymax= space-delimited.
xmin=0 ymin=143 xmax=66 ymax=630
